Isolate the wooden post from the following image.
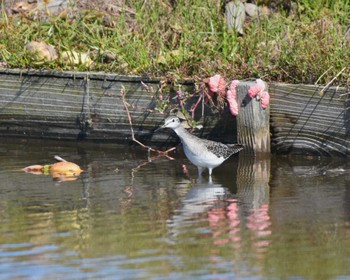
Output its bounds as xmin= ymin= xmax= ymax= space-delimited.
xmin=235 ymin=81 xmax=270 ymax=156
xmin=234 ymin=81 xmax=271 ymax=210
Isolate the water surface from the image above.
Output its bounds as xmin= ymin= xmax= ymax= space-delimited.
xmin=0 ymin=138 xmax=349 ymax=279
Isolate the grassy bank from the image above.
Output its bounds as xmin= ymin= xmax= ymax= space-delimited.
xmin=0 ymin=0 xmax=349 ymax=85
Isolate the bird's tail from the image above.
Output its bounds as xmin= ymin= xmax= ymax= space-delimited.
xmin=228 ymin=144 xmax=244 ymax=154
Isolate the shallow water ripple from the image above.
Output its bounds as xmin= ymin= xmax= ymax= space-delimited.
xmin=0 ymin=139 xmax=350 ymax=279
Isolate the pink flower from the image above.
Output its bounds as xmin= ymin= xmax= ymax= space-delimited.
xmin=248 ymin=79 xmax=270 ymax=109
xmin=208 ymin=74 xmax=220 ymax=92
xmin=260 ymin=91 xmax=270 ymax=109
xmin=226 ymin=80 xmax=239 ymax=116
xmin=208 ymin=74 xmax=226 ymax=96
xmin=248 ymin=79 xmax=266 ymax=98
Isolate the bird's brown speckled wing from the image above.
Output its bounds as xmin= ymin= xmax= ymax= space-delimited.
xmin=205 ymin=141 xmax=243 ymax=159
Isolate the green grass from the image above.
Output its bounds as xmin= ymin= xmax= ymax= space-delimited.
xmin=0 ymin=0 xmax=349 ymax=85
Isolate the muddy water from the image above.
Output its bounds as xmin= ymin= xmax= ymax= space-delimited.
xmin=0 ymin=138 xmax=349 ymax=279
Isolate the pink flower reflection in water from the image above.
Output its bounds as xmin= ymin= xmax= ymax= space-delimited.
xmin=247 ymin=203 xmax=272 ymax=255
xmin=208 ymin=199 xmax=241 ymax=245
xmin=208 ymin=200 xmax=272 ymax=255
xmin=247 ymin=204 xmax=271 ymax=235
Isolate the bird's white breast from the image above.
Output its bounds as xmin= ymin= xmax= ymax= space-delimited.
xmin=182 ymin=144 xmax=225 ymax=169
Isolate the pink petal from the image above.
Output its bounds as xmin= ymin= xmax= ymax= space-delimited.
xmin=226 ymin=80 xmax=240 ymax=116
xmin=229 ymin=79 xmax=240 ymax=93
xmin=260 ymin=91 xmax=270 ymax=109
xmin=208 ymin=74 xmax=221 ymax=93
xmin=208 ymin=74 xmax=227 ymax=96
xmin=256 ymin=79 xmax=266 ymax=91
xmin=248 ymin=78 xmax=266 ymax=98
xmin=248 ymin=84 xmax=259 ymax=98
xmin=227 ymin=90 xmax=239 ymax=116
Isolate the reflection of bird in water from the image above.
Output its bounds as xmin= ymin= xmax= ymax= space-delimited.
xmin=157 ymin=116 xmax=244 ymax=176
xmin=167 ymin=179 xmax=230 ymax=237
xmin=168 ymin=178 xmax=272 ymax=249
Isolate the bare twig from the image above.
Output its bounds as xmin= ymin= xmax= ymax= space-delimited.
xmin=315 ymin=66 xmax=333 ymax=85
xmin=141 ymin=81 xmax=155 ymax=93
xmin=190 ymin=94 xmax=202 ymax=119
xmin=121 ymin=86 xmax=176 ymax=156
xmin=320 ymin=67 xmax=347 ymax=96
xmin=132 ymin=154 xmax=176 ymax=175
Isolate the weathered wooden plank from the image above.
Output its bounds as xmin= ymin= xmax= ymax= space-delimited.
xmin=0 ymin=69 xmax=238 ymax=145
xmin=269 ymin=83 xmax=349 ymax=156
xmin=1 ymin=69 xmax=349 ymax=157
xmin=0 ymin=69 xmax=157 ymax=141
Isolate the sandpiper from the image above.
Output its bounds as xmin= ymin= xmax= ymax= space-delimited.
xmin=157 ymin=116 xmax=244 ymax=176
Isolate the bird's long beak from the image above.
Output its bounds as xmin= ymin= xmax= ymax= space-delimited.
xmin=154 ymin=125 xmax=165 ymax=133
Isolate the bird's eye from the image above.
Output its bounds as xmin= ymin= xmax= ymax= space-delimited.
xmin=172 ymin=119 xmax=175 ymax=122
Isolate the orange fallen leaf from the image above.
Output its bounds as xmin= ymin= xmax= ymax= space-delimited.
xmin=22 ymin=158 xmax=83 ymax=181
xmin=50 ymin=162 xmax=83 ymax=177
